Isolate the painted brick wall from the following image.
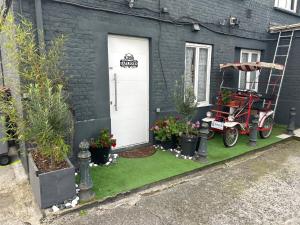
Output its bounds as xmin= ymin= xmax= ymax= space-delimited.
xmin=4 ymin=0 xmax=300 ymax=156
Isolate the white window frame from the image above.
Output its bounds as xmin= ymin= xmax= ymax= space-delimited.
xmin=275 ymin=0 xmax=297 ymax=12
xmin=185 ymin=43 xmax=212 ymax=107
xmin=239 ymin=49 xmax=261 ymax=91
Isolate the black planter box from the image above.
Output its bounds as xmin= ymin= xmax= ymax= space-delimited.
xmin=90 ymin=147 xmax=110 ymax=164
xmin=28 ymin=153 xmax=76 ymax=209
xmin=180 ymin=136 xmax=198 ymax=156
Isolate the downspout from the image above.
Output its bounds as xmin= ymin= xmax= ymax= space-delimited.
xmin=34 ymin=0 xmax=44 ymax=52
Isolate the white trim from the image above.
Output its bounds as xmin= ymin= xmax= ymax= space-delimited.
xmin=239 ymin=49 xmax=261 ymax=91
xmin=274 ymin=0 xmax=297 ymax=13
xmin=185 ymin=43 xmax=212 ymax=107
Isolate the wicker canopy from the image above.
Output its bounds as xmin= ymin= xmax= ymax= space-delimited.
xmin=220 ymin=62 xmax=284 ymax=72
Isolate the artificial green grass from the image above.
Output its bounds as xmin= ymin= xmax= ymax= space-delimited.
xmin=90 ymin=125 xmax=285 ymax=200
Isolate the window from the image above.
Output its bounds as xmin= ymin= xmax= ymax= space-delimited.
xmin=184 ymin=43 xmax=212 ymax=106
xmin=275 ymin=0 xmax=297 ymax=12
xmin=239 ymin=49 xmax=261 ymax=91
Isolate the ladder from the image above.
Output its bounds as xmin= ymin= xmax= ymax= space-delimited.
xmin=265 ymin=30 xmax=294 ymax=117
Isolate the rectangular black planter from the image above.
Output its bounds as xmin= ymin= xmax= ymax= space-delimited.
xmin=28 ymin=153 xmax=76 ymax=209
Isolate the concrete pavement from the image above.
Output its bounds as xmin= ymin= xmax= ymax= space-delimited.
xmin=0 ymin=148 xmax=42 ymax=225
xmin=45 ymin=139 xmax=300 ymax=225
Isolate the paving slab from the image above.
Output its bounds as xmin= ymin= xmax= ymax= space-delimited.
xmin=45 ymin=140 xmax=300 ymax=225
xmin=0 ymin=161 xmax=42 ymax=225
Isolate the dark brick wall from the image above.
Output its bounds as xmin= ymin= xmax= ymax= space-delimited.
xmin=266 ymin=31 xmax=300 ymax=126
xmin=5 ymin=0 xmax=300 ymax=155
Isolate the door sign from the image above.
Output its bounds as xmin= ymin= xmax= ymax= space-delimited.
xmin=120 ymin=53 xmax=138 ymax=68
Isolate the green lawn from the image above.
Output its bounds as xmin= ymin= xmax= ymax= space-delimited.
xmin=89 ymin=125 xmax=285 ymax=200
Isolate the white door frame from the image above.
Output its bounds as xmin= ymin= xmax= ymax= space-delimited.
xmin=108 ymin=34 xmax=150 ymax=150
xmin=239 ymin=49 xmax=261 ymax=91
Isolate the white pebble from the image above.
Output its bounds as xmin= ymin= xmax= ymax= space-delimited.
xmin=189 ymin=157 xmax=192 ymax=160
xmin=72 ymin=199 xmax=78 ymax=205
xmin=109 ymin=158 xmax=113 ymax=162
xmin=75 ymin=172 xmax=78 ymax=176
xmin=105 ymin=162 xmax=110 ymax=166
xmin=52 ymin=205 xmax=59 ymax=212
xmin=89 ymin=163 xmax=93 ymax=167
xmin=176 ymin=154 xmax=179 ymax=157
xmin=170 ymin=149 xmax=173 ymax=152
xmin=65 ymin=202 xmax=72 ymax=208
xmin=75 ymin=196 xmax=79 ymax=201
xmin=76 ymin=189 xmax=80 ymax=194
xmin=184 ymin=156 xmax=187 ymax=159
xmin=75 ymin=184 xmax=78 ymax=188
xmin=94 ymin=164 xmax=98 ymax=167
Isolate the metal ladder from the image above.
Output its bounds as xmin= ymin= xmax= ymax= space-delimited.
xmin=265 ymin=30 xmax=294 ymax=117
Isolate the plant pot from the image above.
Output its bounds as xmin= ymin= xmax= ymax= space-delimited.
xmin=90 ymin=147 xmax=110 ymax=164
xmin=180 ymin=136 xmax=198 ymax=156
xmin=28 ymin=153 xmax=76 ymax=209
xmin=157 ymin=135 xmax=178 ymax=150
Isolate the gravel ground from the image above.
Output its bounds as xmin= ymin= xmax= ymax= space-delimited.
xmin=0 ymin=151 xmax=42 ymax=225
xmin=44 ymin=139 xmax=300 ymax=225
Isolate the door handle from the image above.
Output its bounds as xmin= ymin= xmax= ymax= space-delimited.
xmin=114 ymin=73 xmax=118 ymax=111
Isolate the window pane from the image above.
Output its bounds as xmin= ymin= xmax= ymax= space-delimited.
xmin=250 ymin=53 xmax=259 ymax=90
xmin=240 ymin=53 xmax=248 ymax=89
xmin=251 ymin=53 xmax=258 ymax=62
xmin=185 ymin=47 xmax=196 ymax=91
xmin=197 ymin=48 xmax=208 ymax=102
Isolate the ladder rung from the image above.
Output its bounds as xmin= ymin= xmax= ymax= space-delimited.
xmin=269 ymin=84 xmax=280 ymax=86
xmin=270 ymin=74 xmax=283 ymax=77
xmin=280 ymin=35 xmax=293 ymax=38
xmin=275 ymin=55 xmax=288 ymax=57
xmin=278 ymin=45 xmax=290 ymax=47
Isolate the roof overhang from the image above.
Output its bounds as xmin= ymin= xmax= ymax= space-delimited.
xmin=269 ymin=23 xmax=300 ymax=33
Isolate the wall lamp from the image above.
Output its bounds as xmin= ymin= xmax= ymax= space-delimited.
xmin=128 ymin=0 xmax=136 ymax=8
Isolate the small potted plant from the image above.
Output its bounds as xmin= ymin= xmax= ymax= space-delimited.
xmin=179 ymin=120 xmax=201 ymax=156
xmin=89 ymin=129 xmax=116 ymax=164
xmin=151 ymin=116 xmax=180 ymax=149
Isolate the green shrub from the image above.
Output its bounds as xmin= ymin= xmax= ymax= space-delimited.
xmin=0 ymin=14 xmax=73 ymax=164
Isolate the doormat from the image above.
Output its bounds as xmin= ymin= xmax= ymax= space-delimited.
xmin=119 ymin=146 xmax=156 ymax=158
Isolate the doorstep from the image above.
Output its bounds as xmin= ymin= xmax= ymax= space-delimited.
xmin=41 ymin=135 xmax=296 ymax=221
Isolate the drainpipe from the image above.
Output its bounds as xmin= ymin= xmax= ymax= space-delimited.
xmin=34 ymin=0 xmax=45 ymax=52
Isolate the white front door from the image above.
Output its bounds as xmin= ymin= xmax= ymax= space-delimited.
xmin=108 ymin=35 xmax=149 ymax=149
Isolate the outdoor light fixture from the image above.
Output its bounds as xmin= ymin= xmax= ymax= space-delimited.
xmin=229 ymin=16 xmax=240 ymax=26
xmin=128 ymin=0 xmax=136 ymax=8
xmin=192 ymin=23 xmax=201 ymax=32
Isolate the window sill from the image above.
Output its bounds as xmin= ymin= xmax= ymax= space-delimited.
xmin=273 ymin=7 xmax=300 ymax=17
xmin=197 ymin=103 xmax=212 ymax=108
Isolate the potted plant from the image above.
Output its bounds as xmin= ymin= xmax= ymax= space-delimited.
xmin=0 ymin=15 xmax=75 ymax=208
xmin=173 ymin=76 xmax=200 ymax=156
xmin=151 ymin=116 xmax=180 ymax=149
xmin=89 ymin=129 xmax=116 ymax=164
xmin=178 ymin=120 xmax=201 ymax=156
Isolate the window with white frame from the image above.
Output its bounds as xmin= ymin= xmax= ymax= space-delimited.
xmin=239 ymin=49 xmax=261 ymax=91
xmin=275 ymin=0 xmax=297 ymax=12
xmin=185 ymin=43 xmax=212 ymax=106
